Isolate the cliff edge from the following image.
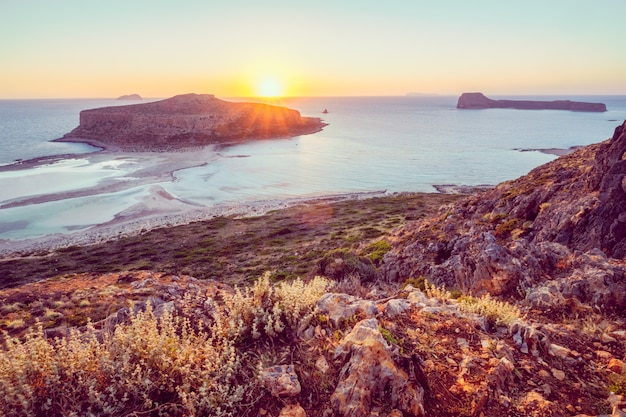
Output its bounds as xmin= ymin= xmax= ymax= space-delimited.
xmin=383 ymin=120 xmax=626 ymax=315
xmin=57 ymin=93 xmax=326 ymax=151
xmin=457 ymin=92 xmax=607 ymax=112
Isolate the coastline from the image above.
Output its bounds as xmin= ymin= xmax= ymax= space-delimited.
xmin=0 ymin=138 xmax=581 ymax=257
xmin=0 ymin=140 xmax=496 ymax=257
xmin=514 ymin=145 xmax=583 ymax=156
xmin=0 ymin=189 xmax=390 ymax=258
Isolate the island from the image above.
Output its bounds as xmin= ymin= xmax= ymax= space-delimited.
xmin=57 ymin=93 xmax=326 ymax=151
xmin=456 ymin=92 xmax=606 ymax=112
xmin=117 ymin=94 xmax=142 ymax=100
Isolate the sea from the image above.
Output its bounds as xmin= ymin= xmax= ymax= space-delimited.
xmin=1 ymin=95 xmax=626 ymax=242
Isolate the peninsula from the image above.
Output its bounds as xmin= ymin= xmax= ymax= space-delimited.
xmin=57 ymin=93 xmax=326 ymax=151
xmin=457 ymin=92 xmax=607 ymax=112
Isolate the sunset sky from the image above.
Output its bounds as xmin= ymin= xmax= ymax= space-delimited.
xmin=1 ymin=0 xmax=625 ymax=98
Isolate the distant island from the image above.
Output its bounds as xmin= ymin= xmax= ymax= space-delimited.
xmin=405 ymin=92 xmax=438 ymax=96
xmin=456 ymin=92 xmax=606 ymax=112
xmin=117 ymin=94 xmax=142 ymax=100
xmin=57 ymin=93 xmax=326 ymax=151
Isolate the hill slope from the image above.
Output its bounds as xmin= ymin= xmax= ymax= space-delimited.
xmin=382 ymin=120 xmax=626 ymax=316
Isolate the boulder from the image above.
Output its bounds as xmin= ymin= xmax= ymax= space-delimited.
xmin=260 ymin=365 xmax=302 ymax=398
xmin=279 ymin=403 xmax=307 ymax=417
xmin=331 ymin=318 xmax=425 ymax=417
xmin=317 ymin=293 xmax=379 ymax=327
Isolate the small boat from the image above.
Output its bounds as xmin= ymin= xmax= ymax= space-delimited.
xmin=322 ymin=109 xmax=328 ymax=114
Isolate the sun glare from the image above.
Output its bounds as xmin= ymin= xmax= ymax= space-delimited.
xmin=256 ymin=77 xmax=284 ymax=98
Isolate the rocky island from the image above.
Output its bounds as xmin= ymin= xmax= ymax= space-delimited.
xmin=57 ymin=93 xmax=326 ymax=151
xmin=117 ymin=94 xmax=142 ymax=100
xmin=457 ymin=92 xmax=607 ymax=112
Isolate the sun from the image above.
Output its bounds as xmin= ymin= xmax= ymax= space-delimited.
xmin=256 ymin=77 xmax=284 ymax=98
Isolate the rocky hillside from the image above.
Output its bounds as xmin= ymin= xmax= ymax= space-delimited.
xmin=382 ymin=121 xmax=626 ymax=315
xmin=2 ymin=123 xmax=626 ymax=416
xmin=57 ymin=93 xmax=326 ymax=151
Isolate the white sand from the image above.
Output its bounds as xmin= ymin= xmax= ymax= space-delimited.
xmin=0 ymin=146 xmax=387 ymax=257
xmin=0 ymin=189 xmax=387 ymax=257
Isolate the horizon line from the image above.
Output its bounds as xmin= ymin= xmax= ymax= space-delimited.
xmin=2 ymin=92 xmax=626 ymax=101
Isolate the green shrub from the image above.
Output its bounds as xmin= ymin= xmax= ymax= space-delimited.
xmin=403 ymin=276 xmax=427 ymax=291
xmin=494 ymin=218 xmax=519 ymax=238
xmin=317 ymin=249 xmax=378 ymax=282
xmin=362 ymin=239 xmax=392 ymax=266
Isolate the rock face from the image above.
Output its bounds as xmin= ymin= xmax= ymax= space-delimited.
xmin=331 ymin=318 xmax=425 ymax=417
xmin=58 ymin=93 xmax=326 ymax=151
xmin=382 ymin=120 xmax=626 ymax=314
xmin=457 ymin=92 xmax=607 ymax=112
xmin=117 ymin=94 xmax=142 ymax=100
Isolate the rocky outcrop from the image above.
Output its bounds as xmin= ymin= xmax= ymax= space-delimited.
xmin=331 ymin=318 xmax=425 ymax=417
xmin=457 ymin=92 xmax=607 ymax=112
xmin=58 ymin=93 xmax=326 ymax=151
xmin=3 ymin=265 xmax=625 ymax=415
xmin=382 ymin=120 xmax=626 ymax=315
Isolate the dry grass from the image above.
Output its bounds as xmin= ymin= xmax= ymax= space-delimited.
xmin=0 ymin=274 xmax=332 ymax=417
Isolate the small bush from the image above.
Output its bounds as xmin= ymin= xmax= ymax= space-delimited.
xmin=494 ymin=218 xmax=519 ymax=238
xmin=223 ymin=272 xmax=334 ymax=340
xmin=317 ymin=249 xmax=378 ymax=282
xmin=424 ymin=281 xmax=451 ymax=300
xmin=0 ymin=274 xmax=333 ymax=416
xmin=0 ymin=306 xmax=244 ymax=417
xmin=362 ymin=239 xmax=392 ymax=266
xmin=422 ymin=283 xmax=521 ymax=327
xmin=403 ymin=276 xmax=427 ymax=291
xmin=458 ymin=294 xmax=521 ymax=326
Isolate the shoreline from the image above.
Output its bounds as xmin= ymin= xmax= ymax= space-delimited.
xmin=514 ymin=146 xmax=583 ymax=156
xmin=0 ymin=142 xmax=493 ymax=257
xmin=0 ymin=189 xmax=391 ymax=258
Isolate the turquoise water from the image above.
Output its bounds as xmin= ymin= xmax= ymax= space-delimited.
xmin=1 ymin=95 xmax=625 ymax=241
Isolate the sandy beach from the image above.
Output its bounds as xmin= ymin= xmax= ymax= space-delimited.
xmin=0 ymin=190 xmax=388 ymax=257
xmin=1 ymin=138 xmax=585 ymax=258
xmin=0 ymin=145 xmax=389 ymax=257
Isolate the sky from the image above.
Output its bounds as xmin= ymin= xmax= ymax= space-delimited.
xmin=1 ymin=0 xmax=625 ymax=98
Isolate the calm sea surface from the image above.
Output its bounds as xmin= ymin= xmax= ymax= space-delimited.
xmin=1 ymin=95 xmax=626 ymax=240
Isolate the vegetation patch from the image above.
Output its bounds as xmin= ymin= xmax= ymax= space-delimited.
xmin=361 ymin=239 xmax=392 ymax=266
xmin=0 ymin=193 xmax=461 ymax=289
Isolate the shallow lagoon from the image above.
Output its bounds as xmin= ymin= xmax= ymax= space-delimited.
xmin=1 ymin=95 xmax=625 ymax=242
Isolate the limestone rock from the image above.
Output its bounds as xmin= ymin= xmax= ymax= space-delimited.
xmin=279 ymin=403 xmax=307 ymax=417
xmin=331 ymin=318 xmax=425 ymax=417
xmin=261 ymin=365 xmax=302 ymax=398
xmin=58 ymin=93 xmax=326 ymax=151
xmin=510 ymin=321 xmax=549 ymax=357
xmin=315 ymin=356 xmax=330 ymax=374
xmin=317 ymin=293 xmax=379 ymax=327
xmin=383 ymin=298 xmax=412 ymax=318
xmin=608 ymin=358 xmax=626 ymax=374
